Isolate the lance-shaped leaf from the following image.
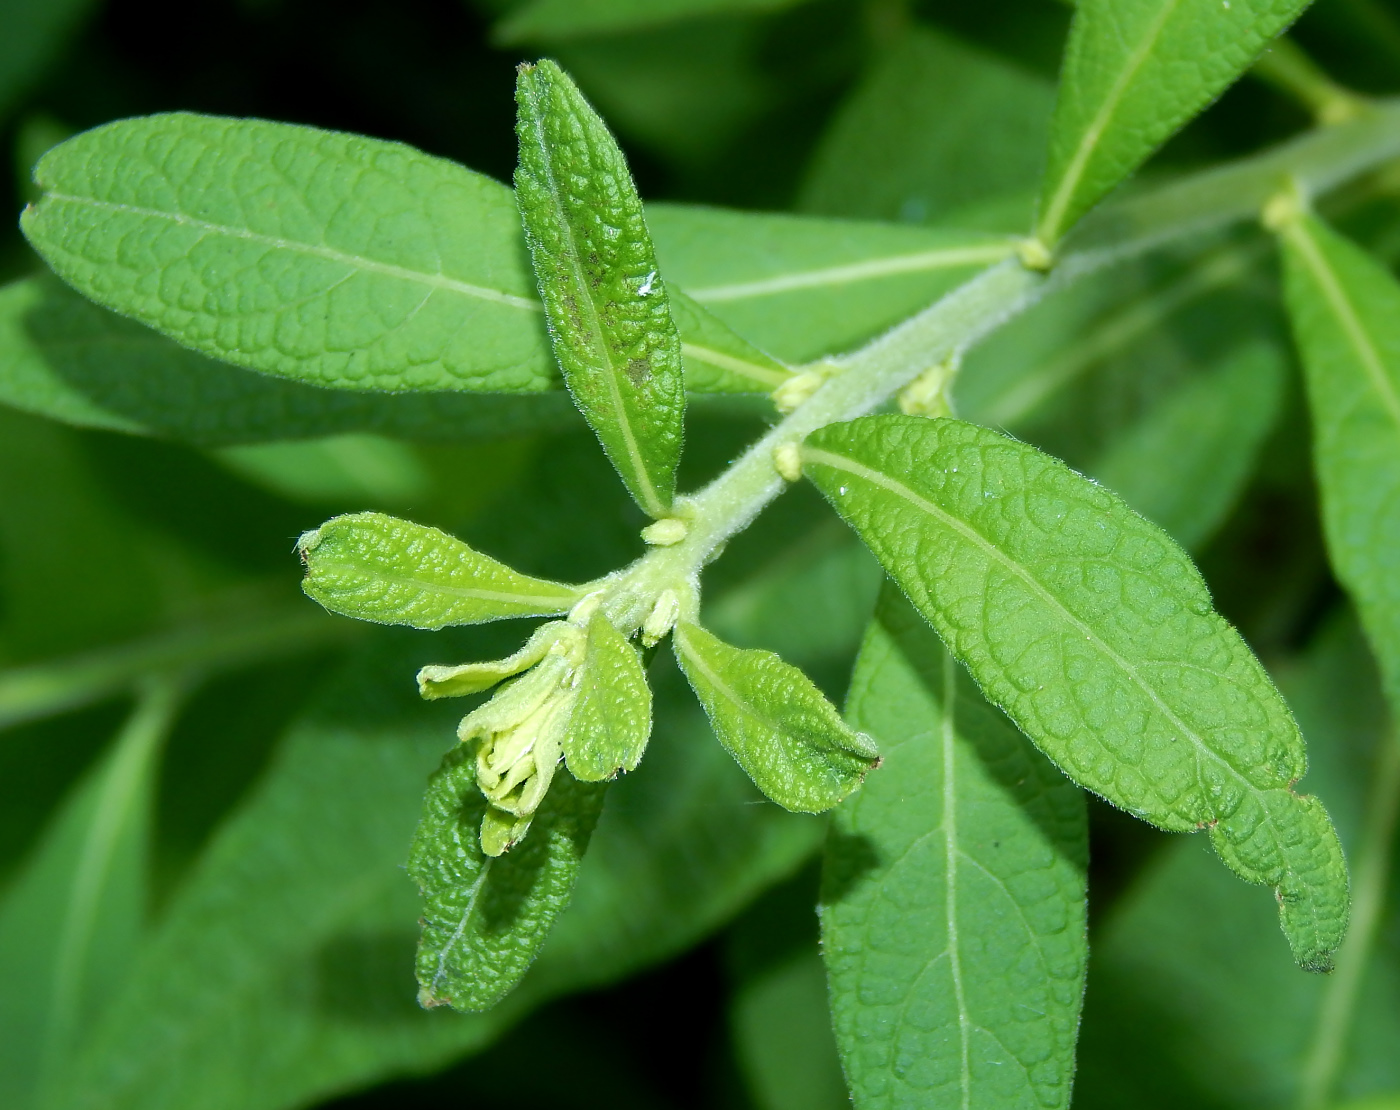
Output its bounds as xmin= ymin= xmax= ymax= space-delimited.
xmin=800 ymin=25 xmax=1054 ymax=226
xmin=563 ymin=610 xmax=652 ymax=781
xmin=298 ymin=511 xmax=581 ymax=628
xmin=1036 ymin=0 xmax=1311 ymax=246
xmin=824 ymin=587 xmax=1087 ymax=1110
xmin=409 ymin=743 xmax=607 ymax=1012
xmin=21 ymin=113 xmax=553 ymax=393
xmin=0 ymin=681 xmax=180 ymax=1110
xmin=803 ymin=415 xmax=1349 ymax=970
xmin=515 ymin=60 xmax=687 ymax=518
xmin=649 ymin=204 xmax=1015 ymax=364
xmin=0 ymin=275 xmax=580 ymax=446
xmin=673 ymin=621 xmax=878 ymax=813
xmin=670 ymin=287 xmax=792 ymax=395
xmin=1278 ymin=214 xmax=1400 ymax=704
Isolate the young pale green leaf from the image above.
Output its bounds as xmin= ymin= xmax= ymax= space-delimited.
xmin=526 ymin=671 xmax=824 ymax=996
xmin=670 ymin=287 xmax=792 ymax=394
xmin=515 ymin=60 xmax=686 ymax=518
xmin=21 ymin=113 xmax=553 ymax=393
xmin=673 ymin=621 xmax=878 ymax=813
xmin=1091 ymin=339 xmax=1285 ymax=551
xmin=417 ymin=622 xmax=570 ymax=700
xmin=1278 ymin=214 xmax=1400 ymax=704
xmin=298 ymin=511 xmax=581 ymax=628
xmin=1036 ymin=0 xmax=1311 ymax=246
xmin=562 ymin=610 xmax=652 ymax=781
xmin=0 ymin=681 xmax=179 ymax=1110
xmin=56 ymin=632 xmax=814 ymax=1110
xmin=497 ymin=0 xmax=805 ymax=43
xmin=0 ymin=275 xmax=580 ymax=445
xmin=803 ymin=415 xmax=1349 ymax=970
xmin=647 ymin=204 xmax=1015 ymax=363
xmin=824 ymin=587 xmax=1087 ymax=1110
xmin=800 ymin=26 xmax=1054 ymax=227
xmin=409 ymin=742 xmax=607 ymax=1012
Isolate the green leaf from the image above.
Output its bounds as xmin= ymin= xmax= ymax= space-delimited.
xmin=409 ymin=743 xmax=606 ymax=1012
xmin=0 ymin=274 xmax=579 ymax=444
xmin=56 ymin=640 xmax=513 ymax=1110
xmin=803 ymin=415 xmax=1349 ymax=970
xmin=800 ymin=26 xmax=1054 ymax=227
xmin=562 ymin=610 xmax=652 ymax=781
xmin=298 ymin=511 xmax=582 ymax=629
xmin=498 ymin=0 xmax=807 ymax=41
xmin=1076 ymin=614 xmax=1400 ymax=1110
xmin=515 ymin=60 xmax=686 ymax=518
xmin=1036 ymin=0 xmax=1311 ymax=245
xmin=528 ymin=668 xmax=824 ymax=994
xmin=21 ymin=113 xmax=553 ymax=393
xmin=825 ymin=587 xmax=1087 ymax=1110
xmin=212 ymin=434 xmax=432 ymax=507
xmin=1278 ymin=214 xmax=1400 ymax=704
xmin=673 ymin=621 xmax=878 ymax=813
xmin=0 ymin=681 xmax=180 ymax=1110
xmin=1090 ymin=339 xmax=1286 ymax=551
xmin=725 ymin=872 xmax=848 ymax=1110
xmin=670 ymin=287 xmax=792 ymax=394
xmin=54 ymin=628 xmax=816 ymax=1110
xmin=647 ymin=204 xmax=1015 ymax=363
xmin=732 ymin=947 xmax=848 ymax=1110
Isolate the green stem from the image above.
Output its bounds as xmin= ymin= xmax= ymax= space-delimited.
xmin=602 ymin=104 xmax=1400 ymax=630
xmin=1297 ymin=729 xmax=1400 ymax=1110
xmin=0 ymin=605 xmax=352 ymax=732
xmin=1253 ymin=38 xmax=1368 ymax=125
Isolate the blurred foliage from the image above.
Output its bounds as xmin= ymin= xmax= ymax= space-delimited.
xmin=2 ymin=0 xmax=1400 ymax=1107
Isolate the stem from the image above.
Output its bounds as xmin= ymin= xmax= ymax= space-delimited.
xmin=1297 ymin=730 xmax=1400 ymax=1110
xmin=603 ymin=103 xmax=1400 ymax=629
xmin=0 ymin=605 xmax=352 ymax=732
xmin=1253 ymin=38 xmax=1367 ymax=125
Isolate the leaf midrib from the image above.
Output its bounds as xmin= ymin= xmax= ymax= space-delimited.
xmin=39 ymin=192 xmax=543 ymax=311
xmin=322 ymin=562 xmax=576 ymax=610
xmin=520 ymin=81 xmax=664 ymax=517
xmin=1038 ymin=0 xmax=1186 ymax=243
xmin=677 ymin=628 xmax=789 ymax=739
xmin=802 ymin=444 xmax=1266 ymax=803
xmin=429 ymin=859 xmax=493 ymax=1000
xmin=685 ymin=243 xmax=1015 ymax=303
xmin=1288 ymin=218 xmax=1400 ymax=435
xmin=681 ymin=342 xmax=790 ymax=388
xmin=939 ymin=650 xmax=973 ymax=1110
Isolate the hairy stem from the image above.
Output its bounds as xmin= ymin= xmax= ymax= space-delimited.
xmin=603 ymin=103 xmax=1400 ymax=629
xmin=1252 ymin=37 xmax=1367 ymax=125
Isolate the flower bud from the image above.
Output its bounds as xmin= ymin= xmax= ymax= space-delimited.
xmin=455 ymin=644 xmax=580 ymax=856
